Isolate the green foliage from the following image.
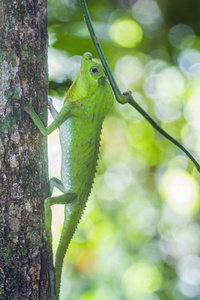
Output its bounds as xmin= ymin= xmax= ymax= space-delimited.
xmin=47 ymin=0 xmax=200 ymax=299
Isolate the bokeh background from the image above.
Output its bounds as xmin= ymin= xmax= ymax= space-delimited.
xmin=47 ymin=0 xmax=200 ymax=299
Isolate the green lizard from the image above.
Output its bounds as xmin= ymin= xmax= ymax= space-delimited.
xmin=23 ymin=52 xmax=114 ymax=299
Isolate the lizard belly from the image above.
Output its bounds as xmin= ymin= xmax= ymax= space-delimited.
xmin=59 ymin=118 xmax=72 ymax=192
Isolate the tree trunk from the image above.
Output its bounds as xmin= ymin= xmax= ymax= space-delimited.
xmin=0 ymin=0 xmax=55 ymax=299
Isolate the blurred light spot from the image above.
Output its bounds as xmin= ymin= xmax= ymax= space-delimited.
xmin=60 ymin=0 xmax=77 ymax=9
xmin=48 ymin=48 xmax=81 ymax=82
xmin=156 ymin=67 xmax=185 ymax=98
xmin=97 ymin=184 xmax=123 ymax=210
xmin=178 ymin=280 xmax=200 ymax=299
xmin=115 ymin=55 xmax=143 ymax=89
xmin=178 ymin=49 xmax=200 ymax=76
xmin=127 ymin=121 xmax=154 ymax=148
xmin=181 ymin=124 xmax=200 ymax=154
xmin=168 ymin=24 xmax=195 ymax=50
xmin=73 ymin=217 xmax=94 ymax=243
xmin=143 ymin=66 xmax=185 ymax=99
xmin=145 ymin=59 xmax=168 ymax=76
xmin=48 ymin=99 xmax=62 ymax=178
xmin=132 ymin=0 xmax=163 ymax=31
xmin=48 ymin=28 xmax=57 ymax=45
xmin=109 ymin=18 xmax=143 ymax=48
xmin=167 ymin=155 xmax=189 ymax=171
xmin=154 ymin=97 xmax=183 ymax=122
xmin=75 ymin=250 xmax=98 ymax=277
xmin=142 ymin=242 xmax=162 ymax=264
xmin=134 ymin=295 xmax=160 ymax=300
xmin=80 ymin=286 xmax=116 ymax=300
xmin=127 ymin=201 xmax=158 ymax=236
xmin=178 ymin=255 xmax=200 ymax=285
xmin=143 ymin=74 xmax=159 ymax=99
xmin=160 ymin=170 xmax=199 ymax=216
xmin=104 ymin=163 xmax=132 ymax=192
xmin=184 ymin=94 xmax=200 ymax=129
xmin=102 ymin=116 xmax=129 ymax=165
xmin=123 ymin=261 xmax=162 ymax=295
xmin=159 ymin=222 xmax=200 ymax=263
xmin=71 ymin=21 xmax=110 ymax=41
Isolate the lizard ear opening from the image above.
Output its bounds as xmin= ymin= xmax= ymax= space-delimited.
xmin=98 ymin=76 xmax=106 ymax=86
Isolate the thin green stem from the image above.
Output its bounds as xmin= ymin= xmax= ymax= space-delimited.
xmin=78 ymin=0 xmax=127 ymax=104
xmin=128 ymin=96 xmax=200 ymax=172
xmin=78 ymin=0 xmax=200 ymax=172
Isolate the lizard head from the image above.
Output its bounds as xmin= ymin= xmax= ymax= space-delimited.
xmin=68 ymin=52 xmax=114 ymax=118
xmin=70 ymin=52 xmax=106 ymax=100
xmin=80 ymin=52 xmax=106 ymax=89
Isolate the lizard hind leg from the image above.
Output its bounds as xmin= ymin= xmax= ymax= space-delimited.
xmin=45 ymin=192 xmax=77 ymax=236
xmin=44 ymin=192 xmax=77 ymax=299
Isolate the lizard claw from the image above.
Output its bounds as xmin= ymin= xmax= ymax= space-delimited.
xmin=15 ymin=102 xmax=22 ymax=109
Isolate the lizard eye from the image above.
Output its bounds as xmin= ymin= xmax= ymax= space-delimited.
xmin=90 ymin=67 xmax=99 ymax=74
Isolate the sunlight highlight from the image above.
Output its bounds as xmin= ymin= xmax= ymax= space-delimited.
xmin=109 ymin=18 xmax=143 ymax=48
xmin=123 ymin=261 xmax=162 ymax=295
xmin=160 ymin=170 xmax=199 ymax=216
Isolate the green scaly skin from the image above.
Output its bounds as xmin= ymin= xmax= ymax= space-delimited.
xmin=23 ymin=53 xmax=114 ymax=299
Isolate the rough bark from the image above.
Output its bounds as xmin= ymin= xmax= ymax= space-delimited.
xmin=0 ymin=0 xmax=55 ymax=299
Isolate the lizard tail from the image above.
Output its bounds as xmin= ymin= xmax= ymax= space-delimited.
xmin=54 ymin=201 xmax=86 ymax=299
